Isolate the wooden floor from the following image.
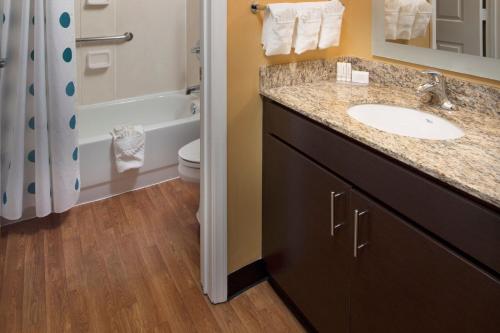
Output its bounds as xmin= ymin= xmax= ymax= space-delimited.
xmin=0 ymin=180 xmax=304 ymax=333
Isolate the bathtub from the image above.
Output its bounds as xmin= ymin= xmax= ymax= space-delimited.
xmin=78 ymin=91 xmax=200 ymax=204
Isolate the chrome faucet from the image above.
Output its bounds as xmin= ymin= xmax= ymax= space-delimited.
xmin=417 ymin=70 xmax=455 ymax=111
xmin=186 ymin=84 xmax=200 ymax=95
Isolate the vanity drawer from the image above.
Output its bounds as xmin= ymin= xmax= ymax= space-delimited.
xmin=263 ymin=98 xmax=500 ymax=274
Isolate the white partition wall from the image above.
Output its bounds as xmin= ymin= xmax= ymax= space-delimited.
xmin=200 ymin=0 xmax=228 ymax=303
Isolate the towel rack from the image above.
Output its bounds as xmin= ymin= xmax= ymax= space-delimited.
xmin=76 ymin=32 xmax=134 ymax=45
xmin=251 ymin=1 xmax=344 ymax=14
xmin=251 ymin=3 xmax=266 ymax=13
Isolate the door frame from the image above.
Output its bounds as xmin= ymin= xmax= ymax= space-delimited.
xmin=486 ymin=0 xmax=499 ymax=58
xmin=200 ymin=0 xmax=228 ymax=303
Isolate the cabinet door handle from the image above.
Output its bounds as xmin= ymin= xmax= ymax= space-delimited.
xmin=353 ymin=209 xmax=369 ymax=258
xmin=330 ymin=191 xmax=345 ymax=237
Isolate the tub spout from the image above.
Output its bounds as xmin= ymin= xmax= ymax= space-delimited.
xmin=186 ymin=85 xmax=200 ymax=95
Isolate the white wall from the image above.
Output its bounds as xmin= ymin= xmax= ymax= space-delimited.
xmin=75 ymin=0 xmax=200 ymax=105
xmin=187 ymin=0 xmax=201 ymax=86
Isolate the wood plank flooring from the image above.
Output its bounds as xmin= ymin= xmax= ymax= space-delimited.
xmin=0 ymin=180 xmax=304 ymax=333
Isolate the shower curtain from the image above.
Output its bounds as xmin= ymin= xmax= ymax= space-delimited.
xmin=0 ymin=0 xmax=79 ymax=221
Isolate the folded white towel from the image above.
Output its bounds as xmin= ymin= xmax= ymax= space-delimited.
xmin=411 ymin=0 xmax=432 ymax=39
xmin=384 ymin=0 xmax=401 ymax=40
xmin=293 ymin=3 xmax=323 ymax=54
xmin=262 ymin=4 xmax=297 ymax=56
xmin=397 ymin=0 xmax=419 ymax=40
xmin=318 ymin=0 xmax=345 ymax=49
xmin=110 ymin=125 xmax=145 ymax=173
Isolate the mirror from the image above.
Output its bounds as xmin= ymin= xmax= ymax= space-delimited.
xmin=385 ymin=0 xmax=499 ymax=59
xmin=373 ymin=0 xmax=500 ymax=80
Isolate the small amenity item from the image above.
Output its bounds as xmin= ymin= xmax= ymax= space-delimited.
xmin=336 ymin=62 xmax=352 ymax=82
xmin=352 ymin=70 xmax=370 ymax=85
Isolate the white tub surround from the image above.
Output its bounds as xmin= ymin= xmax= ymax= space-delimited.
xmin=75 ymin=0 xmax=188 ymax=105
xmin=78 ymin=91 xmax=200 ymax=204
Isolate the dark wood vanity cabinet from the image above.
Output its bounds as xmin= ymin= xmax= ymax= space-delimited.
xmin=262 ymin=99 xmax=500 ymax=333
xmin=263 ymin=133 xmax=351 ymax=333
xmin=349 ymin=190 xmax=500 ymax=333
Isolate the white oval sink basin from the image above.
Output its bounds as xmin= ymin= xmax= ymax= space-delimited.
xmin=347 ymin=104 xmax=464 ymax=140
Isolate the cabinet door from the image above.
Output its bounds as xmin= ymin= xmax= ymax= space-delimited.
xmin=349 ymin=190 xmax=500 ymax=333
xmin=263 ymin=134 xmax=351 ymax=333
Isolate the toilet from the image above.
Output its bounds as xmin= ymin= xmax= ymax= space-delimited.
xmin=178 ymin=139 xmax=200 ymax=183
xmin=178 ymin=139 xmax=201 ymax=221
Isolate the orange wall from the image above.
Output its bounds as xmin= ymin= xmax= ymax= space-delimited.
xmin=227 ymin=0 xmax=346 ymax=273
xmin=227 ymin=0 xmax=499 ymax=274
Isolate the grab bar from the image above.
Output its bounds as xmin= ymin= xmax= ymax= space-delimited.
xmin=76 ymin=32 xmax=133 ymax=45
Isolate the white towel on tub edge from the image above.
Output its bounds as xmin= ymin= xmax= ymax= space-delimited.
xmin=110 ymin=125 xmax=145 ymax=173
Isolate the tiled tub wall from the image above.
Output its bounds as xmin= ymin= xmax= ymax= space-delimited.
xmin=75 ymin=0 xmax=200 ymax=105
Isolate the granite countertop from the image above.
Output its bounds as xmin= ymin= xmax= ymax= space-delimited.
xmin=261 ymin=81 xmax=500 ymax=207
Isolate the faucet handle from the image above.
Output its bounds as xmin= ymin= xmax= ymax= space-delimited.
xmin=421 ymin=70 xmax=443 ymax=81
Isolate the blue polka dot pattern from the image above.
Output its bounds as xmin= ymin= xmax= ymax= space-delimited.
xmin=62 ymin=48 xmax=72 ymax=62
xmin=28 ymin=117 xmax=35 ymax=129
xmin=2 ymin=192 xmax=6 ymax=205
xmin=27 ymin=150 xmax=36 ymax=163
xmin=69 ymin=115 xmax=76 ymax=129
xmin=27 ymin=183 xmax=36 ymax=194
xmin=66 ymin=82 xmax=75 ymax=96
xmin=59 ymin=12 xmax=70 ymax=28
xmin=12 ymin=5 xmax=80 ymax=216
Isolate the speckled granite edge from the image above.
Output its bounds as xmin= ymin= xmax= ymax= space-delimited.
xmin=260 ymin=57 xmax=500 ymax=116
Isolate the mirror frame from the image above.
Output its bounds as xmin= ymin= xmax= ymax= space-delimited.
xmin=372 ymin=1 xmax=500 ymax=81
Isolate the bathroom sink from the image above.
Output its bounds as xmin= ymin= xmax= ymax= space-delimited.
xmin=347 ymin=104 xmax=464 ymax=140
